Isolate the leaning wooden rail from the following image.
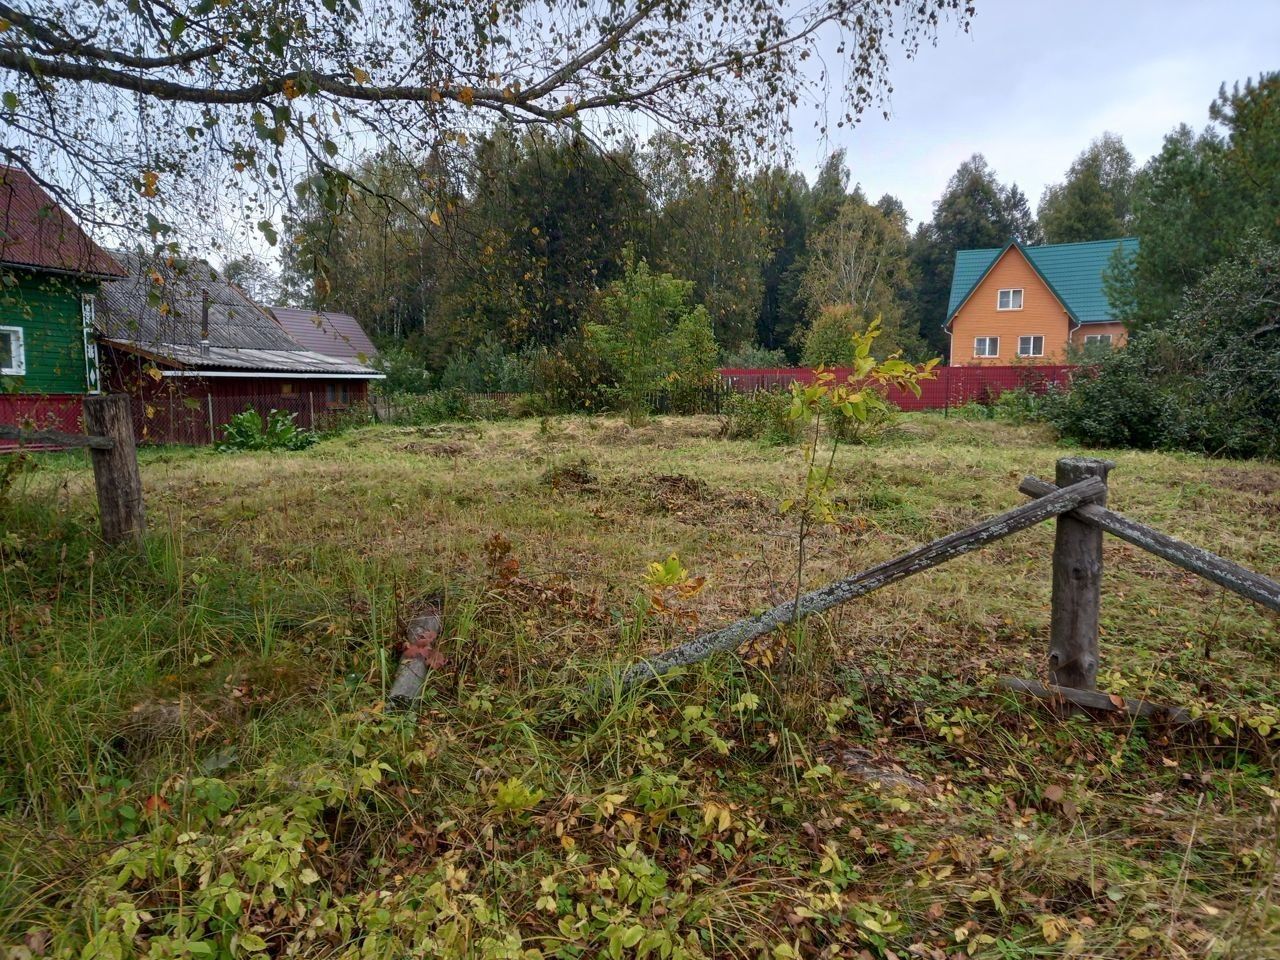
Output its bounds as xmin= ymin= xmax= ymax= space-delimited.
xmin=624 ymin=456 xmax=1280 ymax=723
xmin=622 ymin=475 xmax=1108 ymax=687
xmin=2 ymin=395 xmax=145 ymax=548
xmin=1020 ymin=475 xmax=1280 ymax=613
xmin=0 ymin=424 xmax=114 ymax=450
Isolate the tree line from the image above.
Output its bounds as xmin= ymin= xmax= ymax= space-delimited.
xmin=282 ymin=72 xmax=1277 ymax=428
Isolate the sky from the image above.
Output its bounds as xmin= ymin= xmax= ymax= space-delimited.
xmin=793 ymin=0 xmax=1280 ymax=227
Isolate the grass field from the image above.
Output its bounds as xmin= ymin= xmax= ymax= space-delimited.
xmin=2 ymin=413 xmax=1279 ymax=959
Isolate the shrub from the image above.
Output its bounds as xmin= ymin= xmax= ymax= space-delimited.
xmin=990 ymin=386 xmax=1044 ymax=424
xmin=721 ymin=390 xmax=800 ymax=443
xmin=1045 ymin=235 xmax=1280 ymax=459
xmin=439 ymin=335 xmax=534 ymax=393
xmin=825 ymin=390 xmax=899 ymax=443
xmin=372 ymin=345 xmax=433 ymax=394
xmin=216 ymin=408 xmax=317 ymax=452
xmin=375 ymin=389 xmax=475 ymax=425
xmin=720 ymin=342 xmax=789 ymax=368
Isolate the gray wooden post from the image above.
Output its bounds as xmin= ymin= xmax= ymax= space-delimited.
xmin=206 ymin=393 xmax=214 ymax=444
xmin=1048 ymin=457 xmax=1113 ymax=689
xmin=82 ymin=394 xmax=146 ymax=548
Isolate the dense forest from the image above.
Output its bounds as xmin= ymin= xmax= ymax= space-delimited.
xmin=276 ymin=74 xmax=1278 ymax=411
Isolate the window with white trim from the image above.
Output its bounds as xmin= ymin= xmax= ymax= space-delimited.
xmin=0 ymin=325 xmax=25 ymax=376
xmin=1017 ymin=335 xmax=1045 ymax=358
xmin=1084 ymin=334 xmax=1113 ymax=348
xmin=997 ymin=288 xmax=1024 ymax=310
xmin=973 ymin=336 xmax=1000 ymax=358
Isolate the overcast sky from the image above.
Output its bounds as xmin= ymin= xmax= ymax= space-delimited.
xmin=794 ymin=0 xmax=1280 ymax=227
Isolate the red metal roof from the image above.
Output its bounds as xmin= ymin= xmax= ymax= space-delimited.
xmin=0 ymin=166 xmax=125 ymax=278
xmin=268 ymin=306 xmax=377 ymax=361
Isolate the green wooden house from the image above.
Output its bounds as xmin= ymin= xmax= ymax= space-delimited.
xmin=0 ymin=166 xmax=125 ymax=397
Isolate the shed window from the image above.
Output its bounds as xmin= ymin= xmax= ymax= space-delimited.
xmin=1017 ymin=335 xmax=1045 ymax=358
xmin=0 ymin=325 xmax=25 ymax=376
xmin=997 ymin=288 xmax=1024 ymax=310
xmin=973 ymin=336 xmax=1000 ymax=358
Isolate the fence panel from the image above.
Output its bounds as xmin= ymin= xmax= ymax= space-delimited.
xmin=718 ymin=365 xmax=1076 ymax=411
xmin=130 ymin=393 xmax=359 ymax=446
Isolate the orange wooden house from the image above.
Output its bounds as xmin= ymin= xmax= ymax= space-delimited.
xmin=944 ymin=237 xmax=1137 ymax=366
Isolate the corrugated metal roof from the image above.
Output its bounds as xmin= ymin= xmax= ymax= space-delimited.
xmin=268 ymin=306 xmax=378 ymax=361
xmin=946 ymin=238 xmax=1138 ymax=324
xmin=104 ymin=341 xmax=380 ymax=375
xmin=0 ymin=166 xmax=125 ymax=278
xmin=96 ymin=252 xmax=379 ymax=376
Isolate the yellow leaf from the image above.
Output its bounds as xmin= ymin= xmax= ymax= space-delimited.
xmin=140 ymin=170 xmax=159 ymax=198
xmin=458 ymin=86 xmax=475 ymax=107
xmin=429 ymin=209 xmax=442 ymax=227
xmin=352 ymin=66 xmax=371 ymax=84
xmin=282 ymin=78 xmax=301 ymax=99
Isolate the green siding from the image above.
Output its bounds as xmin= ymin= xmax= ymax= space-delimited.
xmin=0 ymin=269 xmax=95 ymax=394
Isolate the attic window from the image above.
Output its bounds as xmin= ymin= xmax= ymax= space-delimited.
xmin=997 ymin=288 xmax=1024 ymax=310
xmin=0 ymin=325 xmax=25 ymax=376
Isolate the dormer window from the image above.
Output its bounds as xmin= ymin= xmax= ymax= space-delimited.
xmin=997 ymin=288 xmax=1024 ymax=310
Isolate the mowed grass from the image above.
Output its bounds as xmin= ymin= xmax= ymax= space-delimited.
xmin=1 ymin=413 xmax=1278 ymax=959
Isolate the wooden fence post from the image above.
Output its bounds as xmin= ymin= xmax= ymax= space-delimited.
xmin=1048 ymin=456 xmax=1113 ymax=689
xmin=82 ymin=394 xmax=146 ymax=548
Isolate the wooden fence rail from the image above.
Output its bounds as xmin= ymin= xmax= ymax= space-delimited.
xmin=624 ymin=458 xmax=1280 ymax=721
xmin=3 ymin=394 xmax=145 ymax=548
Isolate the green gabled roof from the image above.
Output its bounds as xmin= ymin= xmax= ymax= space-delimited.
xmin=945 ymin=237 xmax=1138 ymax=325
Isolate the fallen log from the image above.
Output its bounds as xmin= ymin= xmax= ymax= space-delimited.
xmin=622 ymin=475 xmax=1107 ymax=687
xmin=998 ymin=676 xmax=1194 ymax=724
xmin=1020 ymin=476 xmax=1280 ymax=613
xmin=388 ymin=603 xmax=445 ymax=710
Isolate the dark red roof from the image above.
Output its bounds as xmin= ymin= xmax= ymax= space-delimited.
xmin=268 ymin=306 xmax=377 ymax=361
xmin=0 ymin=166 xmax=125 ymax=278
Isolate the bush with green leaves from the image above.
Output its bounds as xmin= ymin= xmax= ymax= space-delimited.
xmin=216 ymin=408 xmax=317 ymax=452
xmin=721 ymin=390 xmax=800 ymax=443
xmin=590 ymin=255 xmax=719 ymax=421
xmin=1045 ymin=234 xmax=1280 ymax=459
xmin=372 ymin=344 xmax=434 ymax=395
xmin=720 ymin=342 xmax=789 ymax=368
xmin=438 ymin=335 xmax=534 ymax=393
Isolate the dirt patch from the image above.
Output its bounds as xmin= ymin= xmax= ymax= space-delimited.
xmin=541 ymin=460 xmax=598 ymax=492
xmin=397 ymin=440 xmax=473 ymax=457
xmin=1212 ymin=466 xmax=1280 ymax=496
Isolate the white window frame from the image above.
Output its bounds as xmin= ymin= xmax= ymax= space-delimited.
xmin=81 ymin=294 xmax=101 ymax=393
xmin=0 ymin=324 xmax=25 ymax=376
xmin=1084 ymin=333 xmax=1113 ymax=348
xmin=1017 ymin=335 xmax=1045 ymax=358
xmin=997 ymin=288 xmax=1024 ymax=311
xmin=973 ymin=336 xmax=1000 ymax=358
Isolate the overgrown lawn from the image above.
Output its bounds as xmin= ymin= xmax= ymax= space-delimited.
xmin=2 ymin=414 xmax=1278 ymax=959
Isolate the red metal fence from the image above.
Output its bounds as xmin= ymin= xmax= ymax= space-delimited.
xmin=719 ymin=365 xmax=1077 ymax=411
xmin=0 ymin=394 xmax=84 ymax=449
